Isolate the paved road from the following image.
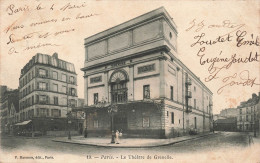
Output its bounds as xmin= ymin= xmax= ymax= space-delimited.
xmin=0 ymin=132 xmax=256 ymax=162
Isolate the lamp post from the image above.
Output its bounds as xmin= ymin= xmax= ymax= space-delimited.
xmin=108 ymin=104 xmax=118 ymax=144
xmin=67 ymin=111 xmax=72 ymax=140
xmin=254 ymin=108 xmax=256 ymax=137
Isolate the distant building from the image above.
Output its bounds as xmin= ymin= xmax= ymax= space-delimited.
xmin=237 ymin=93 xmax=260 ymax=132
xmin=220 ymin=108 xmax=237 ymax=118
xmin=18 ymin=53 xmax=79 ymax=136
xmin=0 ymin=86 xmax=19 ymax=134
xmin=213 ymin=114 xmax=226 ymax=121
xmin=214 ymin=117 xmax=237 ymax=132
xmin=81 ymin=7 xmax=213 ymax=138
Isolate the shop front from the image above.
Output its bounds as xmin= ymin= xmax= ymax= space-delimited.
xmin=84 ymin=100 xmax=164 ymax=138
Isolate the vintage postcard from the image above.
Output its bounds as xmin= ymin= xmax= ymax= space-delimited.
xmin=0 ymin=0 xmax=259 ymax=162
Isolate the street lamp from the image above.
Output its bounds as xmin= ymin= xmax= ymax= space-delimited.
xmin=67 ymin=111 xmax=72 ymax=140
xmin=254 ymin=108 xmax=256 ymax=137
xmin=108 ymin=104 xmax=118 ymax=144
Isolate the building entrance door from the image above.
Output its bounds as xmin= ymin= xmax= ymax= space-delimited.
xmin=114 ymin=114 xmax=127 ymax=132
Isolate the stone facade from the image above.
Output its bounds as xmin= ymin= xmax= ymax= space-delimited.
xmin=237 ymin=93 xmax=260 ymax=132
xmin=81 ymin=7 xmax=213 ymax=138
xmin=18 ymin=53 xmax=79 ymax=135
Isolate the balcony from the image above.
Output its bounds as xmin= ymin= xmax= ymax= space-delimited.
xmin=185 ymin=78 xmax=192 ymax=85
xmin=186 ymin=91 xmax=192 ymax=98
xmin=186 ymin=105 xmax=192 ymax=113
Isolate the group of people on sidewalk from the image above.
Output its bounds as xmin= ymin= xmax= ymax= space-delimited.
xmin=83 ymin=127 xmax=123 ymax=144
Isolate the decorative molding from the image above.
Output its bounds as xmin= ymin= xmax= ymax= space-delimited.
xmin=90 ymin=76 xmax=102 ymax=84
xmin=137 ymin=63 xmax=155 ymax=74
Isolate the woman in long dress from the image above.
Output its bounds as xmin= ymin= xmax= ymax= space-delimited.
xmin=115 ymin=130 xmax=119 ymax=144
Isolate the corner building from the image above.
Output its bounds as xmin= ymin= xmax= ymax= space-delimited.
xmin=81 ymin=7 xmax=213 ymax=138
xmin=19 ymin=53 xmax=78 ymax=135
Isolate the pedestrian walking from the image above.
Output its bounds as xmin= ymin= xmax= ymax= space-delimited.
xmin=115 ymin=130 xmax=120 ymax=144
xmin=84 ymin=127 xmax=88 ymax=138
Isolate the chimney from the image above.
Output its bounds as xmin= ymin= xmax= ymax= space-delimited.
xmin=52 ymin=52 xmax=58 ymax=59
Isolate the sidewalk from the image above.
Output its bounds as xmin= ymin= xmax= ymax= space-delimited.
xmin=52 ymin=132 xmax=217 ymax=148
xmin=249 ymin=132 xmax=260 ymax=145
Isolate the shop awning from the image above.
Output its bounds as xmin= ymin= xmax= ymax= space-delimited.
xmin=15 ymin=120 xmax=32 ymax=126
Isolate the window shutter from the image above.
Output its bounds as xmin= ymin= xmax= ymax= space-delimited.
xmin=36 ymin=95 xmax=39 ymax=103
xmin=36 ymin=68 xmax=39 ymax=77
xmin=59 ymin=110 xmax=61 ymax=117
xmin=46 ymin=96 xmax=49 ymax=104
xmin=68 ymin=99 xmax=71 ymax=106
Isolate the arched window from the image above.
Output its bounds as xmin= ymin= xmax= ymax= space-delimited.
xmin=109 ymin=70 xmax=128 ymax=103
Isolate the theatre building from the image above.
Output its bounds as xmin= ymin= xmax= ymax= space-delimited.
xmin=18 ymin=53 xmax=79 ymax=136
xmin=81 ymin=7 xmax=213 ymax=138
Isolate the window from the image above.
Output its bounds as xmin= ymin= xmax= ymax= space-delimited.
xmin=38 ymin=82 xmax=48 ymax=90
xmin=110 ymin=70 xmax=128 ymax=103
xmin=207 ymin=106 xmax=209 ymax=113
xmin=61 ymin=74 xmax=67 ymax=82
xmin=194 ymin=86 xmax=196 ymax=92
xmin=194 ymin=99 xmax=196 ymax=109
xmin=171 ymin=112 xmax=174 ymax=124
xmin=169 ymin=32 xmax=172 ymax=39
xmin=94 ymin=120 xmax=99 ymax=128
xmin=53 ymin=84 xmax=58 ymax=92
xmin=246 ymin=115 xmax=248 ymax=121
xmin=240 ymin=116 xmax=242 ymax=121
xmin=167 ymin=111 xmax=169 ymax=117
xmin=54 ymin=97 xmax=58 ymax=105
xmin=194 ymin=117 xmax=197 ymax=129
xmin=69 ymin=76 xmax=75 ymax=84
xmin=32 ymin=83 xmax=34 ymax=91
xmin=70 ymin=99 xmax=76 ymax=107
xmin=32 ymin=96 xmax=34 ymax=105
xmin=170 ymin=86 xmax=173 ymax=100
xmin=70 ymin=88 xmax=76 ymax=96
xmin=143 ymin=85 xmax=150 ymax=99
xmin=240 ymin=109 xmax=242 ymax=114
xmin=39 ymin=69 xmax=47 ymax=77
xmin=53 ymin=71 xmax=58 ymax=80
xmin=32 ymin=70 xmax=34 ymax=77
xmin=39 ymin=108 xmax=47 ymax=117
xmin=251 ymin=115 xmax=254 ymax=121
xmin=246 ymin=108 xmax=249 ymax=113
xmin=94 ymin=93 xmax=98 ymax=104
xmin=62 ymin=86 xmax=67 ymax=94
xmin=38 ymin=95 xmax=48 ymax=104
xmin=51 ymin=109 xmax=60 ymax=117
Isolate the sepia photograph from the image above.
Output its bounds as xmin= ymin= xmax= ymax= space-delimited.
xmin=0 ymin=0 xmax=259 ymax=162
